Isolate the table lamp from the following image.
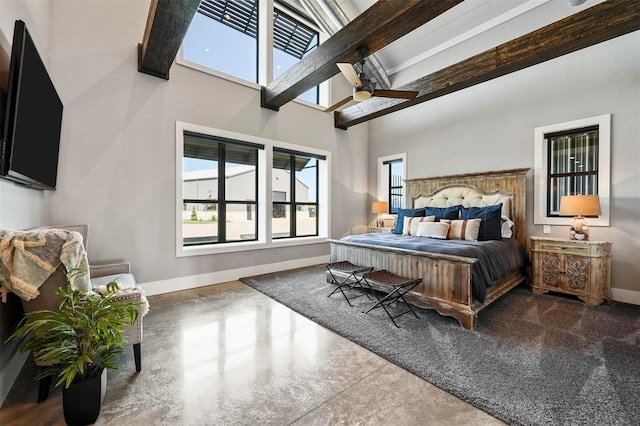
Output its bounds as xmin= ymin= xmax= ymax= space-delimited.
xmin=371 ymin=201 xmax=388 ymax=227
xmin=559 ymin=194 xmax=601 ymax=240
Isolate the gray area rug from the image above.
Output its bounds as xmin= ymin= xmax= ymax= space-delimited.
xmin=240 ymin=265 xmax=640 ymax=426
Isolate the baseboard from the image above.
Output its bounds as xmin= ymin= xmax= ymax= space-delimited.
xmin=0 ymin=348 xmax=29 ymax=406
xmin=611 ymin=287 xmax=640 ymax=305
xmin=139 ymin=255 xmax=329 ymax=296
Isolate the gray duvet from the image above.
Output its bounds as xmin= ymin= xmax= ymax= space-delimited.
xmin=340 ymin=233 xmax=529 ymax=303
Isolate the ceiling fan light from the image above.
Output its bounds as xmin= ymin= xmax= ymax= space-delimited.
xmin=353 ymin=87 xmax=371 ymax=102
xmin=353 ymin=87 xmax=372 ymax=102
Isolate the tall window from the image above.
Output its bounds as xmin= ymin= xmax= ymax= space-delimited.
xmin=534 ymin=114 xmax=610 ymax=226
xmin=385 ymin=159 xmax=403 ymax=214
xmin=546 ymin=127 xmax=599 ymax=216
xmin=272 ymin=149 xmax=322 ymax=238
xmin=182 ymin=131 xmax=262 ymax=246
xmin=182 ymin=0 xmax=319 ymax=103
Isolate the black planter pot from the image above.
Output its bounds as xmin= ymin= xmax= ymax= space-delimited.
xmin=62 ymin=368 xmax=107 ymax=426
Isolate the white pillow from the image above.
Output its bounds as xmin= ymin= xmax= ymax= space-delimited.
xmin=501 ymin=215 xmax=514 ymax=238
xmin=441 ymin=218 xmax=481 ymax=241
xmin=403 ymin=216 xmax=435 ymax=236
xmin=416 ymin=221 xmax=450 ymax=239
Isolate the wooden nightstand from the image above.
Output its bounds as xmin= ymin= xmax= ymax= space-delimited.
xmin=529 ymin=236 xmax=612 ymax=304
xmin=369 ymin=227 xmax=393 ymax=233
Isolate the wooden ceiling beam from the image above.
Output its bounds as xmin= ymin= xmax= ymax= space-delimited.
xmin=261 ymin=0 xmax=463 ymax=111
xmin=138 ymin=0 xmax=200 ymax=80
xmin=335 ymin=0 xmax=640 ymax=129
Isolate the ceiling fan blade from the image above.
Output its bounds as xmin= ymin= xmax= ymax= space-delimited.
xmin=324 ymin=96 xmax=354 ymax=113
xmin=337 ymin=63 xmax=362 ymax=88
xmin=373 ymin=89 xmax=419 ymax=100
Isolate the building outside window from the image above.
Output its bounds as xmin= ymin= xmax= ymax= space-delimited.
xmin=182 ymin=131 xmax=261 ymax=246
xmin=272 ymin=148 xmax=321 ymax=238
xmin=177 ymin=122 xmax=331 ymax=256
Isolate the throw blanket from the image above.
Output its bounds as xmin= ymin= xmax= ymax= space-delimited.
xmin=0 ymin=229 xmax=91 ymax=302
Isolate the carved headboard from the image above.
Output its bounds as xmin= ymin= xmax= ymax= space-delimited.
xmin=405 ymin=168 xmax=529 ymax=247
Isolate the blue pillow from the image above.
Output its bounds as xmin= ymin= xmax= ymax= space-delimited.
xmin=461 ymin=204 xmax=503 ymax=241
xmin=393 ymin=208 xmax=425 ymax=234
xmin=425 ymin=205 xmax=462 ymax=221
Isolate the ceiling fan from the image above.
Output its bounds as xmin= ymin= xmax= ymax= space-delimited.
xmin=325 ymin=46 xmax=419 ymax=112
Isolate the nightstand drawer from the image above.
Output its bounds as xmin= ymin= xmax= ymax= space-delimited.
xmin=537 ymin=241 xmax=590 ymax=255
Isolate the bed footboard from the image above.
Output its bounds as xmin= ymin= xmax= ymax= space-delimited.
xmin=327 ymin=239 xmax=527 ymax=330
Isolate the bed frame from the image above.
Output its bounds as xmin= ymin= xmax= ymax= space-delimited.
xmin=327 ymin=168 xmax=530 ymax=330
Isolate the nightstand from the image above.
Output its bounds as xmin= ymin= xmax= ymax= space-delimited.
xmin=369 ymin=227 xmax=393 ymax=233
xmin=529 ymin=236 xmax=612 ymax=304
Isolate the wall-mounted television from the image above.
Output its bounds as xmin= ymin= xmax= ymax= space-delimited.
xmin=0 ymin=20 xmax=63 ymax=190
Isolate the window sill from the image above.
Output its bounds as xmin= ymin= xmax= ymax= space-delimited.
xmin=176 ymin=57 xmax=326 ymax=112
xmin=176 ymin=235 xmax=329 ymax=257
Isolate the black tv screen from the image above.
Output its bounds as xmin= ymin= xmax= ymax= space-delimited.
xmin=0 ymin=20 xmax=63 ymax=190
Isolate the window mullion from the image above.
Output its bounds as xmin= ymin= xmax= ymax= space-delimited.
xmin=258 ymin=0 xmax=273 ymax=85
xmin=289 ymin=153 xmax=296 ymax=237
xmin=218 ymin=144 xmax=226 ymax=242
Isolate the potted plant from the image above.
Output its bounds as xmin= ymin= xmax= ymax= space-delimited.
xmin=8 ymin=272 xmax=140 ymax=425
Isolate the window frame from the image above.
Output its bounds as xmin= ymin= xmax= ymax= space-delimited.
xmin=177 ymin=0 xmax=324 ymax=107
xmin=272 ymin=148 xmax=321 ymax=239
xmin=377 ymin=153 xmax=406 ymax=214
xmin=534 ymin=114 xmax=610 ymax=226
xmin=176 ymin=121 xmax=330 ymax=257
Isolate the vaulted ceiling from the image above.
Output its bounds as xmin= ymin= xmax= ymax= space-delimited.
xmin=138 ymin=0 xmax=640 ymax=129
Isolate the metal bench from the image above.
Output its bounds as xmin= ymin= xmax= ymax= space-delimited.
xmin=362 ymin=269 xmax=422 ymax=327
xmin=326 ymin=261 xmax=374 ymax=306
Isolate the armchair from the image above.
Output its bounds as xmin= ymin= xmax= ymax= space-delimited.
xmin=17 ymin=225 xmax=145 ymax=403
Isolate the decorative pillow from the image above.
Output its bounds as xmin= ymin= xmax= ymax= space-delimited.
xmin=441 ymin=219 xmax=481 ymax=241
xmin=393 ymin=208 xmax=425 ymax=234
xmin=416 ymin=221 xmax=450 ymax=239
xmin=424 ymin=205 xmax=462 ymax=221
xmin=501 ymin=215 xmax=514 ymax=238
xmin=403 ymin=215 xmax=435 ymax=236
xmin=460 ymin=204 xmax=502 ymax=241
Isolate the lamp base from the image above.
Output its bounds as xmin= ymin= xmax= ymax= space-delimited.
xmin=569 ymin=216 xmax=590 ymax=241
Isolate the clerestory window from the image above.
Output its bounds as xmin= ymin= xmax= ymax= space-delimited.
xmin=182 ymin=0 xmax=319 ymax=103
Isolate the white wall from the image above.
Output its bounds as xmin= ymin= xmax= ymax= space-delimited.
xmin=0 ymin=0 xmax=369 ymax=401
xmin=44 ymin=1 xmax=368 ymax=286
xmin=0 ymin=0 xmax=54 ymax=405
xmin=368 ymin=31 xmax=640 ymax=302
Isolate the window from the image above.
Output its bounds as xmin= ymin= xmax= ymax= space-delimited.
xmin=546 ymin=127 xmax=599 ymax=216
xmin=182 ymin=0 xmax=320 ymax=103
xmin=176 ymin=122 xmax=330 ymax=256
xmin=182 ymin=131 xmax=262 ymax=246
xmin=378 ymin=154 xmax=406 ymax=214
xmin=272 ymin=149 xmax=322 ymax=238
xmin=534 ymin=115 xmax=610 ymax=226
xmin=272 ymin=7 xmax=318 ymax=103
xmin=183 ymin=0 xmax=259 ymax=83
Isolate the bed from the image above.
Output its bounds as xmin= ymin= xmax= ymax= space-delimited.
xmin=327 ymin=168 xmax=530 ymax=330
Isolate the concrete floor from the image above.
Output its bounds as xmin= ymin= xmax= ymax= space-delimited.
xmin=0 ymin=281 xmax=503 ymax=425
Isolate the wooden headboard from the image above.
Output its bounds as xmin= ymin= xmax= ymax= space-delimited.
xmin=405 ymin=168 xmax=530 ymax=247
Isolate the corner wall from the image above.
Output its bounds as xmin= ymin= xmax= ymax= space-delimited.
xmin=368 ymin=31 xmax=640 ymax=303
